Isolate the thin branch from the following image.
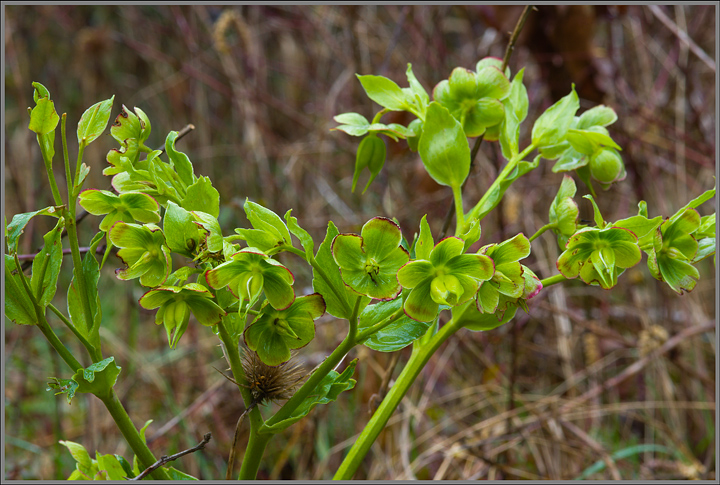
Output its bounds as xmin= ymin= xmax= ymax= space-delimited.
xmin=501 ymin=5 xmax=536 ymax=73
xmin=648 ymin=5 xmax=715 ymax=72
xmin=17 ymin=245 xmax=107 ymax=262
xmin=129 ymin=433 xmax=211 ymax=481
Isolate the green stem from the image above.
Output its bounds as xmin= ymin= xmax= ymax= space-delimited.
xmin=540 ymin=273 xmax=569 ymax=288
xmin=333 ymin=317 xmax=464 ymax=479
xmin=13 ymin=253 xmax=82 ymax=371
xmin=99 ymin=390 xmax=171 ymax=480
xmin=47 ymin=302 xmax=96 ymax=360
xmin=465 ymin=143 xmax=536 ymax=223
xmin=216 ymin=319 xmax=267 ymax=479
xmin=40 ymin=142 xmax=64 ymax=206
xmin=61 ymin=114 xmax=73 ymax=192
xmin=529 ymin=223 xmax=555 ymax=242
xmin=452 ymin=184 xmax=465 ymax=236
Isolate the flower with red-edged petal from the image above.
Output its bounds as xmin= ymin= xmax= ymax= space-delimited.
xmin=109 ymin=222 xmax=171 ymax=287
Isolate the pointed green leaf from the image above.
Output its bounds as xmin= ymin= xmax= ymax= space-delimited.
xmin=532 ymin=86 xmax=579 ymax=149
xmin=182 ymin=176 xmax=220 ymax=218
xmin=415 ymin=215 xmax=434 ymax=260
xmin=358 ymin=297 xmax=430 ymax=352
xmin=418 ymin=102 xmax=470 ymax=188
xmin=4 ymin=254 xmax=37 ymax=325
xmin=357 ymin=75 xmax=408 ymax=111
xmin=165 ymin=130 xmax=195 ymax=188
xmin=29 ymin=97 xmax=60 ymax=135
xmin=77 ymin=96 xmax=114 ymax=145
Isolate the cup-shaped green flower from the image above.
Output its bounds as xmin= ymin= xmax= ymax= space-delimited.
xmin=79 ymin=189 xmax=160 ymax=231
xmin=139 ymin=283 xmax=226 ymax=348
xmin=557 ymin=226 xmax=641 ymax=289
xmin=476 ymin=233 xmax=531 ymax=314
xmin=397 ymin=237 xmax=494 ymax=322
xmin=331 ymin=217 xmax=410 ymax=300
xmin=433 ymin=65 xmax=510 ymax=137
xmin=646 ymin=208 xmax=703 ymax=294
xmin=205 ymin=248 xmax=295 ymax=310
xmin=109 ymin=222 xmax=171 ymax=287
xmin=244 ymin=293 xmax=326 ymax=366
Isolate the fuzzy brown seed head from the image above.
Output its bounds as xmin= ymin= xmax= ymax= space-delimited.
xmin=240 ymin=348 xmax=305 ymax=405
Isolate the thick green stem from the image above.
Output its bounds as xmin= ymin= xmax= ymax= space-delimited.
xmin=529 ymin=223 xmax=555 ymax=242
xmin=540 ymin=273 xmax=569 ymax=288
xmin=452 ymin=184 xmax=465 ymax=236
xmin=216 ymin=319 xmax=267 ymax=479
xmin=333 ymin=317 xmax=464 ymax=480
xmin=40 ymin=145 xmax=64 ymax=206
xmin=465 ymin=143 xmax=536 ymax=223
xmin=73 ymin=140 xmax=86 ymax=194
xmin=99 ymin=390 xmax=171 ymax=480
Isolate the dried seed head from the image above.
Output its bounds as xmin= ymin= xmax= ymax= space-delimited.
xmin=240 ymin=348 xmax=306 ymax=405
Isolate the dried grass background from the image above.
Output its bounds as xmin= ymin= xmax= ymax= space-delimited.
xmin=3 ymin=5 xmax=716 ymax=480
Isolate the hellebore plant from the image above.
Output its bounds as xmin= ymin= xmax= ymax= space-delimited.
xmin=5 ymin=44 xmax=715 ymax=482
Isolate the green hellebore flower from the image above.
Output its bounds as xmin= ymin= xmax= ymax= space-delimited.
xmin=109 ymin=222 xmax=171 ymax=287
xmin=433 ymin=66 xmax=510 ymax=137
xmin=244 ymin=293 xmax=326 ymax=366
xmin=331 ymin=217 xmax=410 ymax=300
xmin=79 ymin=189 xmax=160 ymax=232
xmin=205 ymin=248 xmax=295 ymax=310
xmin=398 ymin=236 xmax=494 ymax=322
xmin=476 ymin=233 xmax=531 ymax=314
xmin=139 ymin=283 xmax=226 ymax=348
xmin=557 ymin=226 xmax=641 ymax=289
xmin=646 ymin=208 xmax=704 ymax=294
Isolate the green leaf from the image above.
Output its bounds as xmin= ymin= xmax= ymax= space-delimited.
xmin=32 ymin=81 xmax=51 ymax=103
xmin=357 ymin=75 xmax=408 ymax=111
xmin=531 ymin=86 xmax=579 ymax=149
xmin=29 ymin=97 xmax=60 ymax=135
xmin=165 ymin=131 xmax=195 ymax=188
xmin=59 ymin=441 xmax=93 ymax=471
xmin=613 ymin=215 xmax=663 ymax=240
xmin=30 ymin=219 xmax=64 ymax=307
xmin=458 ymin=299 xmax=518 ymax=331
xmin=358 ymin=298 xmax=430 ymax=352
xmin=4 ymin=254 xmax=37 ymax=325
xmin=415 ymin=215 xmax=434 ymax=260
xmin=333 ymin=112 xmax=370 ymax=136
xmin=406 ymin=63 xmax=429 ymax=114
xmin=576 ymin=105 xmax=618 ymax=129
xmin=77 ymin=96 xmax=115 ymax=145
xmin=670 ymin=186 xmax=716 ymax=224
xmin=243 ymin=199 xmax=292 ymax=248
xmin=193 ymin=211 xmax=223 ymax=253
xmin=418 ymin=102 xmax=470 ymax=188
xmin=6 ymin=206 xmax=61 ymax=254
xmin=583 ymin=194 xmax=606 ymax=228
xmin=72 ymin=357 xmax=121 ymax=398
xmin=353 ymin=134 xmax=386 ymax=193
xmin=259 ymin=360 xmax=357 ymax=434
xmin=312 ymin=222 xmax=370 ymax=319
xmin=165 ymin=467 xmax=198 ymax=480
xmin=566 ymin=128 xmax=621 ymax=155
xmin=68 ymin=232 xmax=103 ymax=343
xmin=284 ymin=210 xmax=314 ymax=258
xmin=96 ymin=454 xmax=128 ymax=480
xmin=182 ymin=176 xmax=220 ymax=218
xmin=472 ymin=156 xmax=540 ymax=221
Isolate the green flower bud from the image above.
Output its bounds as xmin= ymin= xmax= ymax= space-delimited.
xmin=589 ymin=147 xmax=624 ymax=184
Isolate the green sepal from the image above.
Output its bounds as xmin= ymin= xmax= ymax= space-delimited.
xmin=32 ymin=81 xmax=51 ymax=102
xmin=163 ymin=201 xmax=202 ymax=258
xmin=583 ymin=194 xmax=606 ymax=228
xmin=312 ymin=222 xmax=370 ymax=319
xmin=244 ymin=293 xmax=325 ymax=366
xmin=235 ymin=199 xmax=292 ymax=252
xmin=353 ymin=134 xmax=386 ymax=193
xmin=456 ymin=298 xmax=518 ymax=331
xmin=549 ymin=175 xmax=579 ymax=245
xmin=576 ymin=105 xmax=618 ymax=129
xmin=415 ymin=215 xmax=434 ymax=260
xmin=77 ymin=96 xmax=115 ymax=145
xmin=182 ymin=176 xmax=220 ymax=218
xmin=165 ymin=130 xmax=195 ymax=189
xmin=193 ymin=211 xmax=224 ymax=254
xmin=72 ymin=357 xmax=121 ymax=399
xmin=259 ymin=359 xmax=357 ymax=434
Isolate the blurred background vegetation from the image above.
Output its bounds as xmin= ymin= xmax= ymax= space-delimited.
xmin=4 ymin=4 xmax=716 ymax=480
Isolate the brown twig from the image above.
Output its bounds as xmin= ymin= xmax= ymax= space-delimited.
xmin=129 ymin=432 xmax=211 ymax=481
xmin=17 ymin=245 xmax=107 ymax=261
xmin=647 ymin=5 xmax=716 ymax=71
xmin=438 ymin=5 xmax=535 ymax=239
